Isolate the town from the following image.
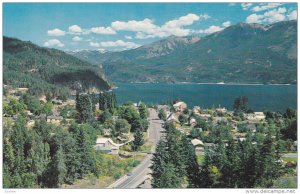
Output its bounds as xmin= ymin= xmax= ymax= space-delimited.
xmin=3 ymin=86 xmax=297 ymax=188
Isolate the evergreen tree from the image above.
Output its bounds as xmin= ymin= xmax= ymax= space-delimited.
xmin=158 ymin=109 xmax=167 ymax=121
xmin=76 ymin=93 xmax=93 ymax=123
xmin=132 ymin=129 xmax=144 ymax=151
xmin=138 ymin=102 xmax=149 ymax=119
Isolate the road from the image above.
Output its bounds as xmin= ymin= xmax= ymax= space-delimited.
xmin=282 ymin=153 xmax=297 ymax=158
xmin=108 ymin=108 xmax=164 ymax=189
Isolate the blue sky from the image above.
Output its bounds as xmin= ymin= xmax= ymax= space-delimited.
xmin=3 ymin=3 xmax=297 ymax=51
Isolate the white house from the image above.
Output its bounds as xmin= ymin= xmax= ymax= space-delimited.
xmin=173 ymin=101 xmax=187 ymax=112
xmin=95 ymin=138 xmax=121 ymax=155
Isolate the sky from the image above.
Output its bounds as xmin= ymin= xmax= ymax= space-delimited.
xmin=3 ymin=3 xmax=298 ymax=51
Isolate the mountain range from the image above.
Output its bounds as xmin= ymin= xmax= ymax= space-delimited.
xmin=69 ymin=20 xmax=297 ymax=84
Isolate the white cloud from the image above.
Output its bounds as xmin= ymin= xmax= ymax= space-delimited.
xmin=287 ymin=10 xmax=297 ymax=20
xmin=69 ymin=25 xmax=82 ymax=34
xmin=203 ymin=25 xmax=224 ymax=34
xmin=111 ymin=13 xmax=210 ymax=39
xmin=241 ymin=3 xmax=253 ymax=10
xmin=246 ymin=7 xmax=288 ymax=23
xmin=222 ymin=21 xmax=231 ymax=27
xmin=111 ymin=18 xmax=157 ymax=34
xmin=90 ymin=40 xmax=140 ymax=49
xmin=125 ymin=35 xmax=133 ymax=40
xmin=252 ymin=3 xmax=282 ymax=12
xmin=246 ymin=14 xmax=264 ymax=23
xmin=135 ymin=32 xmax=156 ymax=39
xmin=72 ymin=36 xmax=82 ymax=41
xmin=163 ymin=13 xmax=205 ymax=28
xmin=90 ymin=27 xmax=116 ymax=34
xmin=44 ymin=39 xmax=64 ymax=47
xmin=89 ymin=42 xmax=100 ymax=47
xmin=47 ymin=28 xmax=65 ymax=36
xmin=263 ymin=8 xmax=286 ymax=23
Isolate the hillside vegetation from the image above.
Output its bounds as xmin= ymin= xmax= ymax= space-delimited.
xmin=4 ymin=36 xmax=111 ymax=98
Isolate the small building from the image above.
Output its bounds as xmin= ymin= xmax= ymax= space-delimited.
xmin=198 ymin=113 xmax=211 ymax=120
xmin=254 ymin=112 xmax=266 ymax=120
xmin=166 ymin=113 xmax=181 ymax=127
xmin=192 ymin=106 xmax=201 ymax=115
xmin=27 ymin=120 xmax=35 ymax=128
xmin=216 ymin=106 xmax=227 ymax=113
xmin=52 ymin=99 xmax=63 ymax=105
xmin=47 ymin=115 xmax=63 ymax=124
xmin=244 ymin=112 xmax=266 ymax=121
xmin=191 ymin=138 xmax=204 ymax=154
xmin=189 ymin=117 xmax=197 ymax=127
xmin=95 ymin=138 xmax=121 ymax=155
xmin=17 ymin=87 xmax=29 ymax=93
xmin=173 ymin=101 xmax=187 ymax=112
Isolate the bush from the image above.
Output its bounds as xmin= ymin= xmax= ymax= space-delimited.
xmin=113 ymin=172 xmax=122 ymax=180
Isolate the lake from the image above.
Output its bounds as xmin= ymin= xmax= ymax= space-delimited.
xmin=112 ymin=83 xmax=297 ymax=112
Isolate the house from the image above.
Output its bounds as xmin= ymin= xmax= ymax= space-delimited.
xmin=254 ymin=112 xmax=266 ymax=120
xmin=17 ymin=87 xmax=29 ymax=93
xmin=173 ymin=101 xmax=187 ymax=112
xmin=198 ymin=113 xmax=211 ymax=121
xmin=244 ymin=112 xmax=266 ymax=121
xmin=27 ymin=120 xmax=35 ymax=128
xmin=95 ymin=138 xmax=122 ymax=155
xmin=63 ymin=99 xmax=76 ymax=106
xmin=192 ymin=106 xmax=201 ymax=115
xmin=166 ymin=113 xmax=181 ymax=127
xmin=191 ymin=138 xmax=204 ymax=154
xmin=189 ymin=117 xmax=197 ymax=127
xmin=52 ymin=99 xmax=63 ymax=105
xmin=47 ymin=115 xmax=63 ymax=124
xmin=216 ymin=106 xmax=227 ymax=113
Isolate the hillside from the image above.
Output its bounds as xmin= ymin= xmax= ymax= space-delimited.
xmin=70 ymin=20 xmax=297 ymax=84
xmin=3 ymin=36 xmax=111 ymax=98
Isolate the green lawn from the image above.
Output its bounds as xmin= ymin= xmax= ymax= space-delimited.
xmin=196 ymin=154 xmax=205 ymax=165
xmin=282 ymin=157 xmax=297 ymax=163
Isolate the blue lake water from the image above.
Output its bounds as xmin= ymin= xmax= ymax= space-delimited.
xmin=112 ymin=83 xmax=297 ymax=112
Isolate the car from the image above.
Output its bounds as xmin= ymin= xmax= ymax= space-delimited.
xmin=127 ymin=172 xmax=133 ymax=176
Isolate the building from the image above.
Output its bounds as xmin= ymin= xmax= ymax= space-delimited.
xmin=166 ymin=113 xmax=181 ymax=127
xmin=47 ymin=115 xmax=63 ymax=124
xmin=95 ymin=138 xmax=123 ymax=155
xmin=189 ymin=117 xmax=197 ymax=127
xmin=192 ymin=106 xmax=201 ymax=115
xmin=52 ymin=99 xmax=63 ymax=105
xmin=173 ymin=101 xmax=187 ymax=112
xmin=254 ymin=112 xmax=266 ymax=120
xmin=198 ymin=113 xmax=211 ymax=120
xmin=216 ymin=106 xmax=227 ymax=113
xmin=191 ymin=138 xmax=204 ymax=154
xmin=244 ymin=112 xmax=266 ymax=121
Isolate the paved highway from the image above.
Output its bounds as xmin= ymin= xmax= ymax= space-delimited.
xmin=108 ymin=108 xmax=164 ymax=189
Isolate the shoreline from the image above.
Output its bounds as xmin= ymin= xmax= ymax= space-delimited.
xmin=117 ymin=82 xmax=295 ymax=86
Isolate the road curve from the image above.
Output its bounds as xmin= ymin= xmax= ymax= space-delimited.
xmin=108 ymin=108 xmax=164 ymax=189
